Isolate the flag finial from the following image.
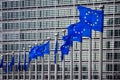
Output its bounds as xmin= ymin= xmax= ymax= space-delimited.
xmin=99 ymin=5 xmax=104 ymax=10
xmin=29 ymin=45 xmax=32 ymax=48
xmin=47 ymin=37 xmax=51 ymax=40
xmin=54 ymin=33 xmax=59 ymax=36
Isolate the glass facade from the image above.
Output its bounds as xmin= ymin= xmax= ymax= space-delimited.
xmin=0 ymin=0 xmax=120 ymax=80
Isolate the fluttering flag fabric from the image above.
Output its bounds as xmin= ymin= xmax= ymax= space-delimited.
xmin=0 ymin=56 xmax=4 ymax=68
xmin=24 ymin=52 xmax=27 ymax=71
xmin=29 ymin=46 xmax=38 ymax=60
xmin=36 ymin=44 xmax=45 ymax=57
xmin=54 ymin=38 xmax=58 ymax=64
xmin=36 ymin=41 xmax=50 ymax=57
xmin=60 ymin=35 xmax=73 ymax=60
xmin=18 ymin=54 xmax=20 ymax=71
xmin=77 ymin=5 xmax=104 ymax=32
xmin=43 ymin=41 xmax=50 ymax=54
xmin=10 ymin=55 xmax=14 ymax=72
xmin=4 ymin=62 xmax=7 ymax=73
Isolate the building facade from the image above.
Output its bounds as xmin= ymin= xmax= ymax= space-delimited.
xmin=0 ymin=0 xmax=120 ymax=80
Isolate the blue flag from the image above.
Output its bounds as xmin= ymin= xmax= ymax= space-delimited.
xmin=77 ymin=5 xmax=104 ymax=32
xmin=23 ymin=52 xmax=27 ymax=71
xmin=18 ymin=54 xmax=20 ymax=71
xmin=4 ymin=62 xmax=7 ymax=73
xmin=54 ymin=38 xmax=58 ymax=64
xmin=10 ymin=55 xmax=14 ymax=72
xmin=29 ymin=46 xmax=38 ymax=60
xmin=36 ymin=41 xmax=50 ymax=57
xmin=0 ymin=56 xmax=4 ymax=68
xmin=36 ymin=44 xmax=45 ymax=57
xmin=60 ymin=35 xmax=73 ymax=60
xmin=43 ymin=41 xmax=50 ymax=54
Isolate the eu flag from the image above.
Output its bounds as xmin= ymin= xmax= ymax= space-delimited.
xmin=36 ymin=44 xmax=45 ymax=57
xmin=60 ymin=35 xmax=73 ymax=60
xmin=67 ymin=21 xmax=91 ymax=41
xmin=43 ymin=41 xmax=50 ymax=54
xmin=36 ymin=41 xmax=50 ymax=57
xmin=29 ymin=46 xmax=38 ymax=60
xmin=10 ymin=55 xmax=14 ymax=72
xmin=18 ymin=54 xmax=21 ymax=71
xmin=4 ymin=62 xmax=7 ymax=73
xmin=77 ymin=5 xmax=104 ymax=32
xmin=24 ymin=52 xmax=27 ymax=71
xmin=0 ymin=56 xmax=4 ymax=68
xmin=54 ymin=38 xmax=58 ymax=64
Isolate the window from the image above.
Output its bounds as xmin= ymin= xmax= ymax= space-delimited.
xmin=106 ymin=64 xmax=112 ymax=71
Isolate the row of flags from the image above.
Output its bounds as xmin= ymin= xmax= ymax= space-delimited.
xmin=61 ymin=5 xmax=104 ymax=60
xmin=0 ymin=5 xmax=104 ymax=73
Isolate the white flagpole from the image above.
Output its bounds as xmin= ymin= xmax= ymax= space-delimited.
xmin=54 ymin=33 xmax=58 ymax=80
xmin=18 ymin=52 xmax=20 ymax=80
xmin=70 ymin=46 xmax=73 ymax=80
xmin=12 ymin=51 xmax=14 ymax=80
xmin=7 ymin=53 xmax=8 ymax=80
xmin=79 ymin=42 xmax=82 ymax=80
xmin=41 ymin=40 xmax=44 ymax=80
xmin=23 ymin=47 xmax=26 ymax=80
xmin=29 ymin=45 xmax=32 ymax=80
xmin=35 ymin=43 xmax=38 ymax=80
xmin=99 ymin=5 xmax=104 ymax=80
xmin=62 ymin=30 xmax=66 ymax=80
xmin=47 ymin=37 xmax=51 ymax=80
xmin=88 ymin=38 xmax=92 ymax=80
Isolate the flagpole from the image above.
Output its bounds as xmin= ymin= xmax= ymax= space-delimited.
xmin=41 ymin=40 xmax=44 ymax=80
xmin=88 ymin=38 xmax=92 ymax=80
xmin=12 ymin=51 xmax=14 ymax=80
xmin=70 ymin=45 xmax=73 ymax=80
xmin=47 ymin=37 xmax=51 ymax=80
xmin=35 ymin=43 xmax=38 ymax=80
xmin=7 ymin=53 xmax=8 ymax=80
xmin=18 ymin=52 xmax=20 ymax=80
xmin=23 ymin=47 xmax=26 ymax=80
xmin=99 ymin=5 xmax=104 ymax=80
xmin=29 ymin=45 xmax=32 ymax=80
xmin=79 ymin=42 xmax=82 ymax=80
xmin=62 ymin=30 xmax=66 ymax=80
xmin=54 ymin=33 xmax=58 ymax=80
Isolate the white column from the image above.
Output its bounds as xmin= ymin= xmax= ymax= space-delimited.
xmin=29 ymin=45 xmax=32 ymax=80
xmin=79 ymin=42 xmax=82 ymax=80
xmin=88 ymin=38 xmax=92 ymax=80
xmin=62 ymin=30 xmax=66 ymax=80
xmin=54 ymin=33 xmax=58 ymax=80
xmin=99 ymin=5 xmax=104 ymax=80
xmin=47 ymin=37 xmax=51 ymax=80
